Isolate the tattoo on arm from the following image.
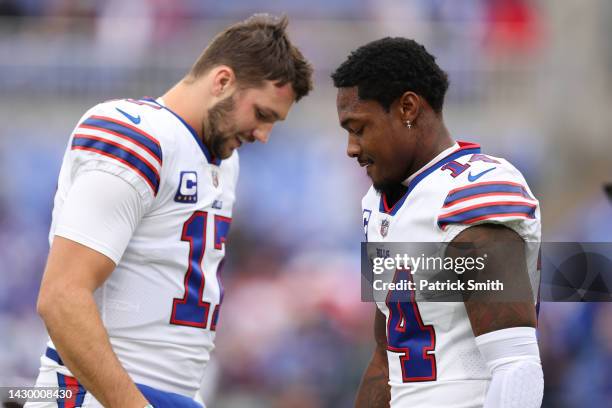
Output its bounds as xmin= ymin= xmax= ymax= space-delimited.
xmin=447 ymin=224 xmax=537 ymax=337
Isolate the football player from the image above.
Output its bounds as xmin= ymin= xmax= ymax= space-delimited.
xmin=333 ymin=38 xmax=543 ymax=407
xmin=27 ymin=15 xmax=312 ymax=408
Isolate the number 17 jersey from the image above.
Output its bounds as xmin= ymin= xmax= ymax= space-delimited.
xmin=42 ymin=97 xmax=238 ymax=398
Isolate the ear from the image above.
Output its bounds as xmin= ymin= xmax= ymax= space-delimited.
xmin=398 ymin=91 xmax=421 ymax=123
xmin=210 ymin=65 xmax=236 ymax=96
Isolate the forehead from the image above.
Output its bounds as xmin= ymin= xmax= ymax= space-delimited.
xmin=238 ymin=80 xmax=295 ymax=119
xmin=336 ymin=86 xmax=383 ymax=121
xmin=242 ymin=81 xmax=295 ymax=105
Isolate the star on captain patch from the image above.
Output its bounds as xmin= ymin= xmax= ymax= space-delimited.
xmin=211 ymin=169 xmax=219 ymax=187
xmin=380 ymin=219 xmax=390 ymax=237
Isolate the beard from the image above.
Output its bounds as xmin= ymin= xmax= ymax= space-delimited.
xmin=374 ymin=181 xmax=406 ymax=199
xmin=373 ymin=171 xmax=408 ymax=205
xmin=372 ymin=159 xmax=412 ymax=202
xmin=203 ymin=94 xmax=238 ymax=160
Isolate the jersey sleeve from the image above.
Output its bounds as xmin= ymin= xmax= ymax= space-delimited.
xmin=438 ymin=161 xmax=541 ymax=243
xmin=53 ymin=170 xmax=145 ymax=264
xmin=68 ymin=101 xmax=163 ymax=208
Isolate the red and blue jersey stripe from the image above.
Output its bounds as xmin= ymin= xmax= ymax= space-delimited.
xmin=443 ymin=181 xmax=533 ymax=208
xmin=46 ymin=346 xmax=203 ymax=407
xmin=80 ymin=115 xmax=162 ymax=163
xmin=57 ymin=373 xmax=86 ymax=408
xmin=72 ymin=115 xmax=162 ymax=195
xmin=438 ymin=200 xmax=537 ymax=229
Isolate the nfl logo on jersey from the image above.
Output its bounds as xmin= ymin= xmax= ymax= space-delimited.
xmin=380 ymin=218 xmax=390 ymax=237
xmin=175 ymin=171 xmax=198 ymax=203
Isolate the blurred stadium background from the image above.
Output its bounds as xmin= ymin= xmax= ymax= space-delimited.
xmin=0 ymin=0 xmax=611 ymax=407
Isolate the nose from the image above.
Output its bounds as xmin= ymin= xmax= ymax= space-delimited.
xmin=252 ymin=125 xmax=272 ymax=143
xmin=346 ymin=134 xmax=361 ymax=158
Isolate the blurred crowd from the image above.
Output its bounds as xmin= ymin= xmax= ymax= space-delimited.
xmin=1 ymin=1 xmax=611 ymax=407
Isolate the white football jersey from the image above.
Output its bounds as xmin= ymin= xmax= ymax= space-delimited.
xmin=40 ymin=97 xmax=238 ymax=398
xmin=362 ymin=141 xmax=541 ymax=408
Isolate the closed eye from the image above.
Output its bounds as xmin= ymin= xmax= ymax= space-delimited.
xmin=349 ymin=126 xmax=364 ymax=136
xmin=255 ymin=108 xmax=275 ymax=123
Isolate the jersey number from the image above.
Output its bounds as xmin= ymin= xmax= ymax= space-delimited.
xmin=170 ymin=211 xmax=231 ymax=330
xmin=386 ymin=269 xmax=437 ymax=382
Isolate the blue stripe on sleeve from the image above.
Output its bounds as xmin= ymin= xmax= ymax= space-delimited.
xmin=444 ymin=183 xmax=526 ymax=206
xmin=438 ymin=203 xmax=536 ymax=228
xmin=72 ymin=137 xmax=159 ymax=194
xmin=82 ymin=117 xmax=162 ymax=163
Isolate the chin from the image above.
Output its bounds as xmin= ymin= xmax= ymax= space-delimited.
xmin=371 ymin=173 xmax=391 ymax=192
xmin=219 ymin=149 xmax=234 ymax=160
xmin=213 ymin=142 xmax=235 ymax=160
xmin=372 ymin=181 xmax=390 ymax=194
xmin=373 ymin=178 xmax=403 ymax=196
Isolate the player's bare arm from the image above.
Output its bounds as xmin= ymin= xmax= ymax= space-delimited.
xmin=449 ymin=224 xmax=543 ymax=407
xmin=37 ymin=237 xmax=148 ymax=408
xmin=448 ymin=224 xmax=536 ymax=335
xmin=355 ymin=308 xmax=390 ymax=408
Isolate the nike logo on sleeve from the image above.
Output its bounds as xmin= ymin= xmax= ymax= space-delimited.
xmin=116 ymin=107 xmax=142 ymax=124
xmin=467 ymin=167 xmax=496 ymax=182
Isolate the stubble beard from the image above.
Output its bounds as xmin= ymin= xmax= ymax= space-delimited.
xmin=374 ymin=180 xmax=405 ymax=197
xmin=203 ymin=95 xmax=237 ymax=160
xmin=372 ymin=166 xmax=410 ymax=201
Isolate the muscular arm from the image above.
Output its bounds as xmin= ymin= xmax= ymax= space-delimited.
xmin=37 ymin=170 xmax=151 ymax=408
xmin=37 ymin=236 xmax=148 ymax=408
xmin=355 ymin=308 xmax=390 ymax=408
xmin=448 ymin=224 xmax=542 ymax=408
xmin=448 ymin=224 xmax=536 ymax=335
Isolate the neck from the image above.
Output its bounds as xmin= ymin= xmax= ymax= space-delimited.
xmin=405 ymin=114 xmax=454 ymax=181
xmin=162 ymin=79 xmax=209 ymax=140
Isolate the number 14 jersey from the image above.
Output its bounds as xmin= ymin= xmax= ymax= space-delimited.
xmin=362 ymin=141 xmax=541 ymax=408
